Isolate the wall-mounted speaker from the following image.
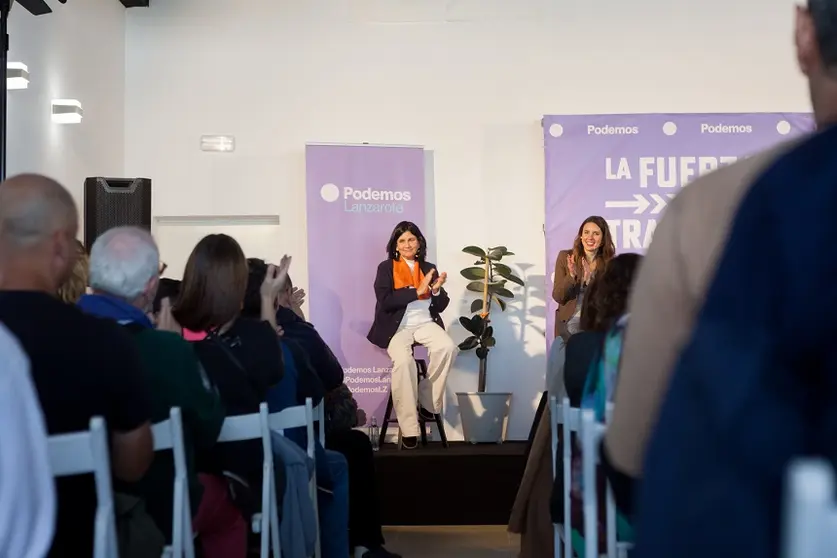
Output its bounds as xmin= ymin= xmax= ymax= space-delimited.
xmin=83 ymin=177 xmax=152 ymax=252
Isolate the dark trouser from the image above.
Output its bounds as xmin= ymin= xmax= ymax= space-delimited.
xmin=325 ymin=429 xmax=386 ymax=550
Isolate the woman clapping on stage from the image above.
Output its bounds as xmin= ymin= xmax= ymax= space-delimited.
xmin=367 ymin=221 xmax=458 ymax=450
xmin=552 ymin=215 xmax=615 ymax=338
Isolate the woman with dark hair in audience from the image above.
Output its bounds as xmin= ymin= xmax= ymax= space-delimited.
xmin=510 ymin=253 xmax=642 ymax=558
xmin=367 ymin=221 xmax=457 ymax=450
xmin=171 ymin=234 xmax=290 ymax=527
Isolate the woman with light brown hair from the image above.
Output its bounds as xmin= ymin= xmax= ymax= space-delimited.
xmin=56 ymin=240 xmax=89 ymax=304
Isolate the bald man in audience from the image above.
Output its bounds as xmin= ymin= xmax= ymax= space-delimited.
xmin=603 ymin=0 xmax=837 ymax=515
xmin=0 ymin=174 xmax=154 ymax=557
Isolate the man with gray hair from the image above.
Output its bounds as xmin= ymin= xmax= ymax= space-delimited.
xmin=77 ymin=227 xmax=244 ymax=557
xmin=0 ymin=174 xmax=154 ymax=557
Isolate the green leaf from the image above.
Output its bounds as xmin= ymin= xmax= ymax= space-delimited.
xmin=488 ymin=285 xmax=515 ymax=299
xmin=504 ymin=251 xmax=515 ymax=256
xmin=504 ymin=273 xmax=525 ymax=287
xmin=473 ymin=259 xmax=485 ymax=265
xmin=462 ymin=246 xmax=486 ymax=258
xmin=476 ymin=347 xmax=489 ymax=359
xmin=460 ymin=267 xmax=486 ymax=281
xmin=484 ymin=326 xmax=494 ymax=339
xmin=458 ymin=336 xmax=479 ymax=351
xmin=470 ymin=299 xmax=484 ymax=314
xmin=492 ymin=262 xmax=513 ymax=277
xmin=484 ymin=336 xmax=496 ymax=348
xmin=471 ymin=314 xmax=485 ymax=331
xmin=458 ymin=316 xmax=474 ymax=333
xmin=492 ymin=295 xmax=507 ymax=311
xmin=466 ymin=281 xmax=484 ymax=293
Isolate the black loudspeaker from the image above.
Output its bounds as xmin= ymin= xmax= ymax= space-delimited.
xmin=83 ymin=177 xmax=152 ymax=252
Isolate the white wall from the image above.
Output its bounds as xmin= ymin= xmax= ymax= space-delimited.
xmin=8 ymin=0 xmax=126 ymax=218
xmin=124 ymin=0 xmax=810 ymax=440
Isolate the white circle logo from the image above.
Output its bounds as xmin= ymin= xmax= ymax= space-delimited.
xmin=548 ymin=123 xmax=564 ymax=138
xmin=776 ymin=120 xmax=791 ymax=135
xmin=662 ymin=121 xmax=677 ymax=136
xmin=320 ymin=183 xmax=340 ymax=203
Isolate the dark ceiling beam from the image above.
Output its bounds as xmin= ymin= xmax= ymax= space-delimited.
xmin=118 ymin=0 xmax=149 ymax=7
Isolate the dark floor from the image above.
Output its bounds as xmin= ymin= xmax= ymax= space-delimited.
xmin=383 ymin=526 xmax=519 ymax=557
xmin=375 ymin=441 xmax=527 ymax=526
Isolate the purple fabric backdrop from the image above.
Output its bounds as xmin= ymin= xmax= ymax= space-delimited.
xmin=305 ymin=144 xmax=425 ymax=423
xmin=543 ymin=113 xmax=815 ymax=343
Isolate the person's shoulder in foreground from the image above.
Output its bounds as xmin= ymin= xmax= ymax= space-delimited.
xmin=0 ymin=290 xmax=151 ymax=432
xmin=604 ymin=137 xmax=804 ymax=478
xmin=0 ymin=323 xmax=55 ymax=558
xmin=633 ymin=124 xmax=837 ymax=558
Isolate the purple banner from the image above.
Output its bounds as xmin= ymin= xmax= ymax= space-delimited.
xmin=544 ymin=113 xmax=814 ymax=342
xmin=305 ymin=144 xmax=426 ymax=422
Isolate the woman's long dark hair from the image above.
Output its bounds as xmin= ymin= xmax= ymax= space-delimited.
xmin=579 ymin=253 xmax=643 ymax=332
xmin=571 ymin=216 xmax=615 ymax=281
xmin=385 ymin=221 xmax=427 ymax=261
xmin=173 ymin=234 xmax=248 ymax=332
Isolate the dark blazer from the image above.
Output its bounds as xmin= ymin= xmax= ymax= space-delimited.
xmin=367 ymin=258 xmax=450 ymax=349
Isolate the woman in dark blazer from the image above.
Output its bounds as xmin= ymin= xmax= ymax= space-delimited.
xmin=552 ymin=215 xmax=615 ymax=338
xmin=367 ymin=221 xmax=458 ymax=449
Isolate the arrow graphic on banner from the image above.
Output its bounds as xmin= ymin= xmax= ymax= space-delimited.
xmin=605 ymin=194 xmax=671 ymax=215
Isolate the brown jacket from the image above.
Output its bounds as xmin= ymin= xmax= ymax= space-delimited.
xmin=604 ymin=140 xmax=801 ymax=478
xmin=552 ymin=249 xmax=582 ymax=335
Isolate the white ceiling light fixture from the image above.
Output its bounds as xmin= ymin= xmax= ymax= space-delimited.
xmin=200 ymin=135 xmax=235 ymax=153
xmin=6 ymin=62 xmax=29 ymax=90
xmin=51 ymin=99 xmax=83 ymax=124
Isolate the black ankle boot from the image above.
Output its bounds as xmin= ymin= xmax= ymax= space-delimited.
xmin=401 ymin=436 xmax=418 ymax=449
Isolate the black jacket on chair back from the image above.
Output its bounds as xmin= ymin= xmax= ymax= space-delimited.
xmin=366 ymin=258 xmax=450 ymax=349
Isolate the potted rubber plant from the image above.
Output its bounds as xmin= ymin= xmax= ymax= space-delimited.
xmin=455 ymin=245 xmax=524 ymax=443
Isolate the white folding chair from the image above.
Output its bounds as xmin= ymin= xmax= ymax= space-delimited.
xmin=152 ymin=408 xmax=195 ymax=558
xmin=550 ymin=396 xmax=581 ymax=558
xmin=580 ymin=406 xmax=631 ymax=558
xmin=783 ymin=458 xmax=837 ymax=558
xmin=268 ymin=397 xmax=321 ymax=558
xmin=216 ymin=404 xmax=275 ymax=558
xmin=312 ymin=400 xmax=326 ymax=447
xmin=48 ymin=416 xmax=118 ymax=558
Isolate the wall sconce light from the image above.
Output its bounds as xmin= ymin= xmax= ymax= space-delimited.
xmin=51 ymin=99 xmax=83 ymax=124
xmin=6 ymin=62 xmax=29 ymax=90
xmin=200 ymin=135 xmax=235 ymax=152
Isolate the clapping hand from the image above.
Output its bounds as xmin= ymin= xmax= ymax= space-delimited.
xmin=581 ymin=258 xmax=592 ymax=283
xmin=567 ymin=254 xmax=577 ymax=278
xmin=290 ymin=286 xmax=306 ymax=309
xmin=260 ymin=255 xmax=292 ymax=300
xmin=417 ymin=269 xmax=436 ymax=296
xmin=431 ymin=271 xmax=447 ymax=294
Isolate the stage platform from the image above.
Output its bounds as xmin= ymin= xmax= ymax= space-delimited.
xmin=375 ymin=441 xmax=527 ymax=526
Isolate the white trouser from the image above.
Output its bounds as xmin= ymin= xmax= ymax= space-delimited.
xmin=386 ymin=321 xmax=458 ymax=437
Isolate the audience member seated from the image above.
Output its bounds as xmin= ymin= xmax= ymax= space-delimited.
xmin=0 ymin=323 xmax=55 ymax=558
xmin=0 ymin=174 xmax=154 ymax=557
xmin=171 ymin=234 xmax=288 ymax=526
xmin=509 ymin=253 xmax=642 ymax=558
xmin=77 ymin=227 xmax=246 ymax=558
xmin=245 ymin=260 xmax=401 ymax=558
xmin=56 ymin=239 xmax=89 ymax=304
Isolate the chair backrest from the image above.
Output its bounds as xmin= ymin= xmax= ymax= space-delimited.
xmin=48 ymin=417 xmax=118 ymax=558
xmin=783 ymin=458 xmax=837 ymax=558
xmin=551 ymin=396 xmax=581 ymax=558
xmin=580 ymin=404 xmax=622 ymax=558
xmin=151 ymin=408 xmax=195 ymax=558
xmin=312 ymin=400 xmax=325 ymax=446
xmin=268 ymin=398 xmax=316 ymax=460
xmin=214 ymin=404 xmax=274 ymax=558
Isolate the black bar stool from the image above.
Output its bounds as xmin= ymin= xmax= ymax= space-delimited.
xmin=379 ymin=348 xmax=449 ymax=449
